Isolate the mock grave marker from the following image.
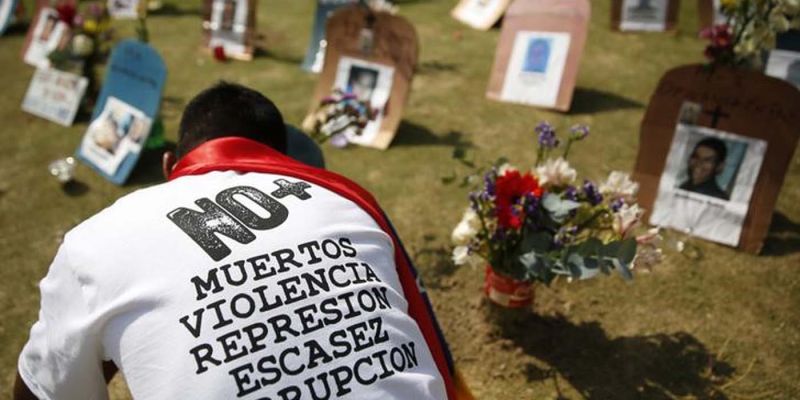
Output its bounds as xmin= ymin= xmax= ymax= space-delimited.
xmin=765 ymin=30 xmax=800 ymax=88
xmin=202 ymin=0 xmax=256 ymax=60
xmin=108 ymin=0 xmax=142 ymax=19
xmin=698 ymin=0 xmax=727 ymax=30
xmin=76 ymin=39 xmax=166 ymax=185
xmin=21 ymin=67 xmax=88 ymax=126
xmin=611 ymin=0 xmax=679 ymax=32
xmin=633 ymin=64 xmax=800 ymax=253
xmin=22 ymin=5 xmax=72 ymax=68
xmin=304 ymin=5 xmax=418 ymax=150
xmin=0 ymin=0 xmax=19 ymax=35
xmin=451 ymin=0 xmax=512 ymax=31
xmin=302 ymin=0 xmax=357 ymax=73
xmin=485 ymin=0 xmax=589 ymax=111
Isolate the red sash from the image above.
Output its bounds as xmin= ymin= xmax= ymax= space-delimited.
xmin=169 ymin=137 xmax=456 ymax=399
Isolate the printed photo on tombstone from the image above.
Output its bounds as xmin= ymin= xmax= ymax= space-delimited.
xmin=650 ymin=124 xmax=767 ymax=246
xmin=23 ymin=7 xmax=71 ymax=68
xmin=451 ymin=0 xmax=512 ymax=31
xmin=499 ymin=31 xmax=570 ymax=108
xmin=332 ymin=56 xmax=395 ymax=145
xmin=765 ymin=49 xmax=800 ymax=88
xmin=21 ymin=67 xmax=88 ymax=126
xmin=302 ymin=0 xmax=358 ymax=73
xmin=612 ymin=0 xmax=678 ymax=32
xmin=78 ymin=96 xmax=152 ymax=177
xmin=108 ymin=0 xmax=141 ymax=19
xmin=0 ymin=0 xmax=19 ymax=35
xmin=205 ymin=0 xmax=255 ymax=60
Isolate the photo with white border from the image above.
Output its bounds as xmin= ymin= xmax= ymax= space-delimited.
xmin=452 ymin=0 xmax=506 ymax=29
xmin=500 ymin=31 xmax=570 ymax=108
xmin=650 ymin=124 xmax=767 ymax=246
xmin=209 ymin=0 xmax=249 ymax=56
xmin=332 ymin=56 xmax=395 ymax=146
xmin=80 ymin=97 xmax=152 ymax=176
xmin=765 ymin=49 xmax=800 ymax=88
xmin=620 ymin=0 xmax=668 ymax=32
xmin=108 ymin=0 xmax=141 ymax=19
xmin=24 ymin=8 xmax=69 ymax=69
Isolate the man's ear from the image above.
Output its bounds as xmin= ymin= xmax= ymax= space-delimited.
xmin=162 ymin=151 xmax=177 ymax=180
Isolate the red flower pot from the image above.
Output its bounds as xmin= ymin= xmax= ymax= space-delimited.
xmin=483 ymin=266 xmax=533 ymax=308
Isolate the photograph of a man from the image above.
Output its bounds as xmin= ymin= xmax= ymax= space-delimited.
xmin=346 ymin=65 xmax=379 ymax=103
xmin=522 ymin=38 xmax=551 ymax=74
xmin=220 ymin=0 xmax=237 ymax=31
xmin=678 ymin=137 xmax=730 ymax=200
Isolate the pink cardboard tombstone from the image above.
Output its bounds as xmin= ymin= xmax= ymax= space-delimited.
xmin=633 ymin=64 xmax=800 ymax=253
xmin=611 ymin=0 xmax=680 ymax=32
xmin=485 ymin=0 xmax=590 ymax=112
xmin=303 ymin=5 xmax=418 ymax=150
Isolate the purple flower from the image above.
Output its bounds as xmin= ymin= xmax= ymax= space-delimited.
xmin=483 ymin=170 xmax=496 ymax=196
xmin=564 ymin=185 xmax=578 ymax=201
xmin=582 ymin=180 xmax=603 ymax=206
xmin=569 ymin=124 xmax=590 ymax=141
xmin=329 ymin=133 xmax=349 ymax=148
xmin=610 ymin=197 xmax=625 ymax=212
xmin=553 ymin=226 xmax=578 ymax=247
xmin=523 ymin=193 xmax=539 ymax=215
xmin=535 ymin=121 xmax=559 ymax=149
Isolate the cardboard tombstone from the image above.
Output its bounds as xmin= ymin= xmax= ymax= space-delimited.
xmin=765 ymin=30 xmax=800 ymax=88
xmin=304 ymin=5 xmax=418 ymax=150
xmin=76 ymin=40 xmax=167 ymax=185
xmin=611 ymin=0 xmax=679 ymax=32
xmin=21 ymin=3 xmax=74 ymax=68
xmin=301 ymin=0 xmax=358 ymax=73
xmin=485 ymin=0 xmax=590 ymax=111
xmin=698 ymin=0 xmax=728 ymax=30
xmin=107 ymin=0 xmax=143 ymax=19
xmin=0 ymin=0 xmax=20 ymax=35
xmin=633 ymin=64 xmax=800 ymax=253
xmin=451 ymin=0 xmax=513 ymax=31
xmin=21 ymin=67 xmax=88 ymax=126
xmin=202 ymin=0 xmax=257 ymax=60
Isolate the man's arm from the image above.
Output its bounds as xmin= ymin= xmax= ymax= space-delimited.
xmin=14 ymin=361 xmax=117 ymax=400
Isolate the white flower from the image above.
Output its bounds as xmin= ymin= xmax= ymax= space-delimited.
xmin=71 ymin=34 xmax=94 ymax=57
xmin=452 ymin=246 xmax=482 ymax=267
xmin=599 ymin=171 xmax=639 ymax=202
xmin=368 ymin=0 xmax=398 ymax=14
xmin=497 ymin=163 xmax=518 ymax=176
xmin=613 ymin=203 xmax=643 ymax=239
xmin=534 ymin=157 xmax=576 ymax=187
xmin=451 ymin=208 xmax=480 ymax=245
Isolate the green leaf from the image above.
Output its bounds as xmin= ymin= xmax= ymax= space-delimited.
xmin=519 ymin=231 xmax=552 ymax=254
xmin=441 ymin=173 xmax=457 ymax=184
xmin=617 ymin=238 xmax=637 ymax=264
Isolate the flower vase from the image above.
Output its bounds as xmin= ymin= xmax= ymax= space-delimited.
xmin=483 ymin=266 xmax=533 ymax=308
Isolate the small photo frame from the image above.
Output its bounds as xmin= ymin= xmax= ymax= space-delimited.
xmin=650 ymin=124 xmax=767 ymax=246
xmin=24 ymin=7 xmax=70 ymax=69
xmin=332 ymin=56 xmax=395 ymax=146
xmin=620 ymin=0 xmax=668 ymax=32
xmin=451 ymin=0 xmax=511 ymax=30
xmin=79 ymin=97 xmax=152 ymax=177
xmin=765 ymin=49 xmax=800 ymax=88
xmin=208 ymin=0 xmax=250 ymax=58
xmin=500 ymin=31 xmax=571 ymax=108
xmin=108 ymin=0 xmax=141 ymax=19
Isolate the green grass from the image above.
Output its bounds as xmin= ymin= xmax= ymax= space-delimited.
xmin=1 ymin=0 xmax=799 ymax=398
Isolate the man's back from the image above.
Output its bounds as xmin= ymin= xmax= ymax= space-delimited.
xmin=18 ymin=169 xmax=448 ymax=400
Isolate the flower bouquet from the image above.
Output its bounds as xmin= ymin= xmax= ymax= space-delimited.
xmin=451 ymin=122 xmax=662 ymax=308
xmin=302 ymin=89 xmax=378 ymax=148
xmin=702 ymin=0 xmax=800 ymax=68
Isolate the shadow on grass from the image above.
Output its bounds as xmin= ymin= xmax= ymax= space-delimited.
xmin=487 ymin=308 xmax=733 ymax=400
xmin=411 ymin=243 xmax=460 ymax=291
xmin=761 ymin=211 xmax=800 ymax=256
xmin=393 ymin=121 xmax=474 ymax=148
xmin=126 ymin=141 xmax=176 ymax=186
xmin=62 ymin=180 xmax=89 ymax=197
xmin=569 ymin=88 xmax=643 ymax=115
xmin=2 ymin=22 xmax=30 ymax=36
xmin=254 ymin=47 xmax=304 ymax=66
xmin=148 ymin=3 xmax=203 ymax=17
xmin=417 ymin=60 xmax=459 ymax=75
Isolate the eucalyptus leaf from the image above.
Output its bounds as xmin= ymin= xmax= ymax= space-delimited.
xmin=542 ymin=193 xmax=581 ymax=222
xmin=617 ymin=238 xmax=638 ymax=264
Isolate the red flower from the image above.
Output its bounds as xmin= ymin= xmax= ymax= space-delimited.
xmin=494 ymin=170 xmax=542 ymax=229
xmin=55 ymin=2 xmax=77 ymax=26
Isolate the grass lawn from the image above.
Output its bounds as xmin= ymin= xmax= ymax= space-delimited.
xmin=1 ymin=0 xmax=799 ymax=398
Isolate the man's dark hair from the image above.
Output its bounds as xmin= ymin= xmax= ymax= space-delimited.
xmin=694 ymin=137 xmax=727 ymax=164
xmin=176 ymin=82 xmax=287 ymax=159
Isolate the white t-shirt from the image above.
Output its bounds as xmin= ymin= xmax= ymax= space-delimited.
xmin=19 ymin=170 xmax=447 ymax=400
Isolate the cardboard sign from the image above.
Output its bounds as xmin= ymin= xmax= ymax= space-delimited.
xmin=108 ymin=0 xmax=142 ymax=19
xmin=22 ymin=6 xmax=72 ymax=68
xmin=304 ymin=5 xmax=418 ymax=150
xmin=698 ymin=0 xmax=727 ymax=30
xmin=451 ymin=0 xmax=512 ymax=31
xmin=765 ymin=30 xmax=800 ymax=88
xmin=76 ymin=40 xmax=167 ymax=185
xmin=202 ymin=0 xmax=257 ymax=60
xmin=301 ymin=0 xmax=358 ymax=73
xmin=611 ymin=0 xmax=679 ymax=32
xmin=486 ymin=0 xmax=590 ymax=111
xmin=0 ymin=0 xmax=19 ymax=35
xmin=633 ymin=64 xmax=800 ymax=253
xmin=21 ymin=67 xmax=88 ymax=126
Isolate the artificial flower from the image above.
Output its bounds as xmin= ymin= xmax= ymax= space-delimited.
xmin=613 ymin=203 xmax=643 ymax=239
xmin=599 ymin=171 xmax=639 ymax=202
xmin=535 ymin=157 xmax=576 ymax=187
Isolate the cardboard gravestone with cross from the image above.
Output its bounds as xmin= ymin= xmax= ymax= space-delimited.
xmin=301 ymin=0 xmax=357 ymax=73
xmin=303 ymin=4 xmax=418 ymax=150
xmin=451 ymin=0 xmax=513 ymax=31
xmin=202 ymin=0 xmax=257 ymax=60
xmin=611 ymin=0 xmax=680 ymax=32
xmin=76 ymin=39 xmax=167 ymax=185
xmin=485 ymin=0 xmax=590 ymax=111
xmin=633 ymin=64 xmax=800 ymax=253
xmin=698 ymin=0 xmax=727 ymax=31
